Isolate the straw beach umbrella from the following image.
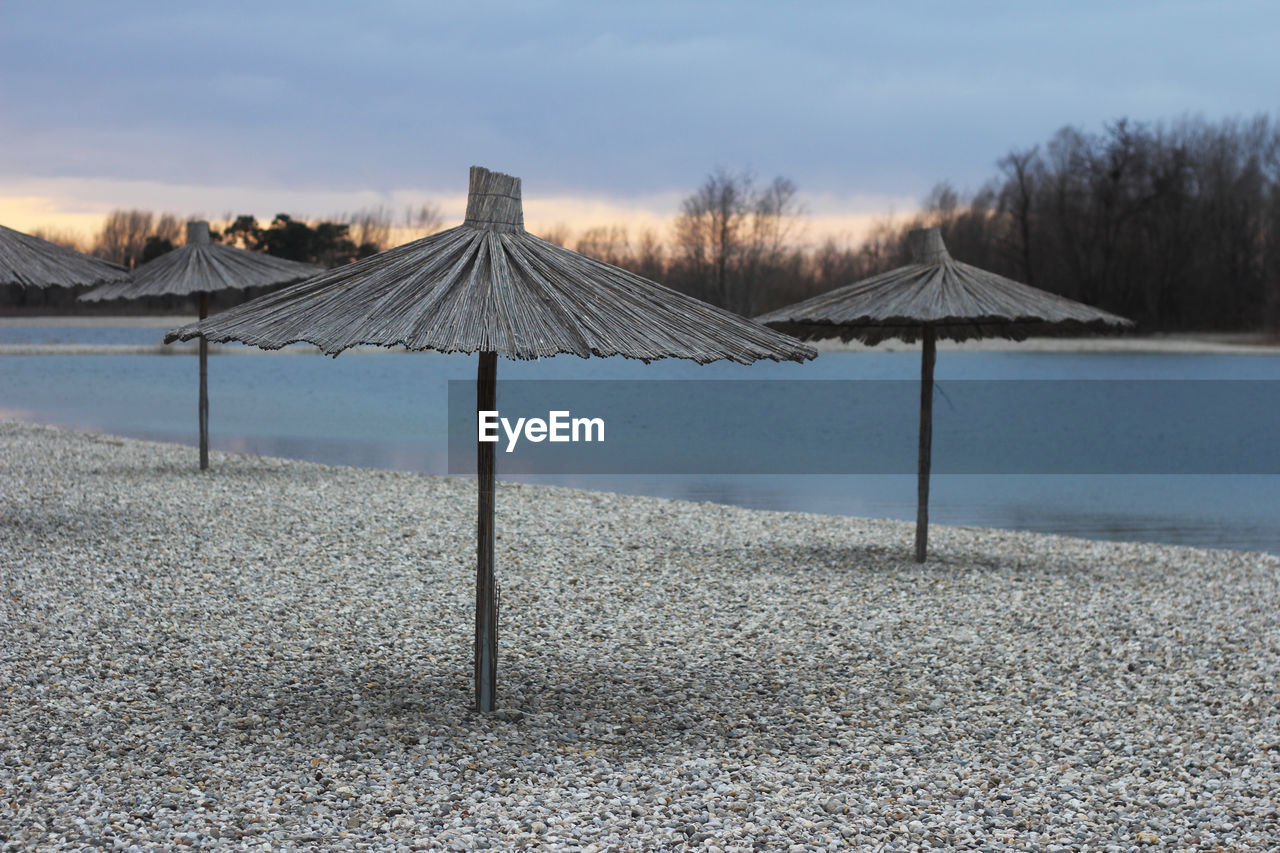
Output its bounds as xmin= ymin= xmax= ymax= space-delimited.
xmin=82 ymin=221 xmax=321 ymax=470
xmin=1 ymin=223 xmax=129 ymax=288
xmin=168 ymin=166 xmax=816 ymax=712
xmin=757 ymin=226 xmax=1132 ymax=563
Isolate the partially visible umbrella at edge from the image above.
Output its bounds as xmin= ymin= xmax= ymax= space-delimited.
xmin=1 ymin=223 xmax=129 ymax=289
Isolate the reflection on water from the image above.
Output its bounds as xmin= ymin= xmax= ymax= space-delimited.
xmin=4 ymin=350 xmax=1279 ymax=554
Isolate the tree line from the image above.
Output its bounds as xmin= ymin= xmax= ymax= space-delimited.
xmin=86 ymin=204 xmax=445 ymax=271
xmin=901 ymin=115 xmax=1280 ymax=332
xmin=583 ymin=114 xmax=1279 ymax=332
xmin=7 ymin=113 xmax=1279 ymax=332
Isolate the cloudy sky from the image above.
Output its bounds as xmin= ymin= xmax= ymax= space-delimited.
xmin=2 ymin=0 xmax=1277 ymax=245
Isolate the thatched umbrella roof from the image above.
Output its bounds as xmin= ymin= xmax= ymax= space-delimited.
xmin=0 ymin=223 xmax=128 ymax=288
xmin=166 ymin=170 xmax=814 ymax=364
xmin=168 ymin=166 xmax=815 ymax=714
xmin=80 ymin=221 xmax=321 ymax=302
xmin=757 ymin=227 xmax=1132 ymax=563
xmin=756 ymin=227 xmax=1131 ymax=345
xmin=84 ymin=220 xmax=322 ymax=471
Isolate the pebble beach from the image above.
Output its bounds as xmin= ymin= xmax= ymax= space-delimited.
xmin=2 ymin=419 xmax=1278 ymax=850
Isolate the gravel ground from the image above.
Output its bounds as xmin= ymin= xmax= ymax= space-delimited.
xmin=2 ymin=419 xmax=1278 ymax=851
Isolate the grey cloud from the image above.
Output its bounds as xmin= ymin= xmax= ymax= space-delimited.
xmin=1 ymin=0 xmax=1277 ymax=203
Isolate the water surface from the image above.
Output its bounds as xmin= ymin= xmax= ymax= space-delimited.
xmin=3 ymin=344 xmax=1278 ymax=553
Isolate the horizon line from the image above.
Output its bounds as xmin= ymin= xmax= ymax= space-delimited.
xmin=0 ymin=176 xmax=920 ymax=253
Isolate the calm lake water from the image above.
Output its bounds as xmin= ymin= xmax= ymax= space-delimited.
xmin=3 ymin=323 xmax=1279 ymax=554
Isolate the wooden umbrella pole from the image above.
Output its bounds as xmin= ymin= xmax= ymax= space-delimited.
xmin=915 ymin=325 xmax=936 ymax=563
xmin=475 ymin=351 xmax=498 ymax=712
xmin=198 ymin=292 xmax=209 ymax=471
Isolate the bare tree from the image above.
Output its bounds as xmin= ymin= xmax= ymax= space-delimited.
xmin=94 ymin=210 xmax=155 ymax=269
xmin=539 ymin=223 xmax=571 ymax=248
xmin=155 ymin=214 xmax=183 ymax=246
xmin=29 ymin=227 xmax=84 ymax=251
xmin=673 ymin=168 xmax=749 ymax=310
xmin=670 ymin=169 xmax=806 ymax=314
xmin=575 ymin=225 xmax=632 ymax=268
xmin=402 ymin=203 xmax=444 ymax=242
xmin=1267 ymin=177 xmax=1280 ymax=331
xmin=997 ymin=147 xmax=1041 ymax=284
xmin=740 ymin=177 xmax=804 ymax=314
xmin=343 ymin=205 xmax=395 ymax=253
xmin=634 ymin=228 xmax=666 ymax=282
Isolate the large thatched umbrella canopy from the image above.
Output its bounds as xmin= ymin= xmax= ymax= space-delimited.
xmin=757 ymin=226 xmax=1132 ymax=562
xmin=168 ymin=166 xmax=816 ymax=713
xmin=83 ymin=221 xmax=321 ymax=470
xmin=1 ymin=223 xmax=128 ymax=289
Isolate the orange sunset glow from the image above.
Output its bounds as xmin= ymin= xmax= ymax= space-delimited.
xmin=0 ymin=176 xmax=915 ymax=252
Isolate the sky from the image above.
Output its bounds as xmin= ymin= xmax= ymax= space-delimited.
xmin=2 ymin=0 xmax=1278 ymax=248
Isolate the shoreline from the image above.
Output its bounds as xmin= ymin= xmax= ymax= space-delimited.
xmin=3 ymin=419 xmax=1278 ymax=848
xmin=7 ymin=417 xmax=1274 ymax=559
